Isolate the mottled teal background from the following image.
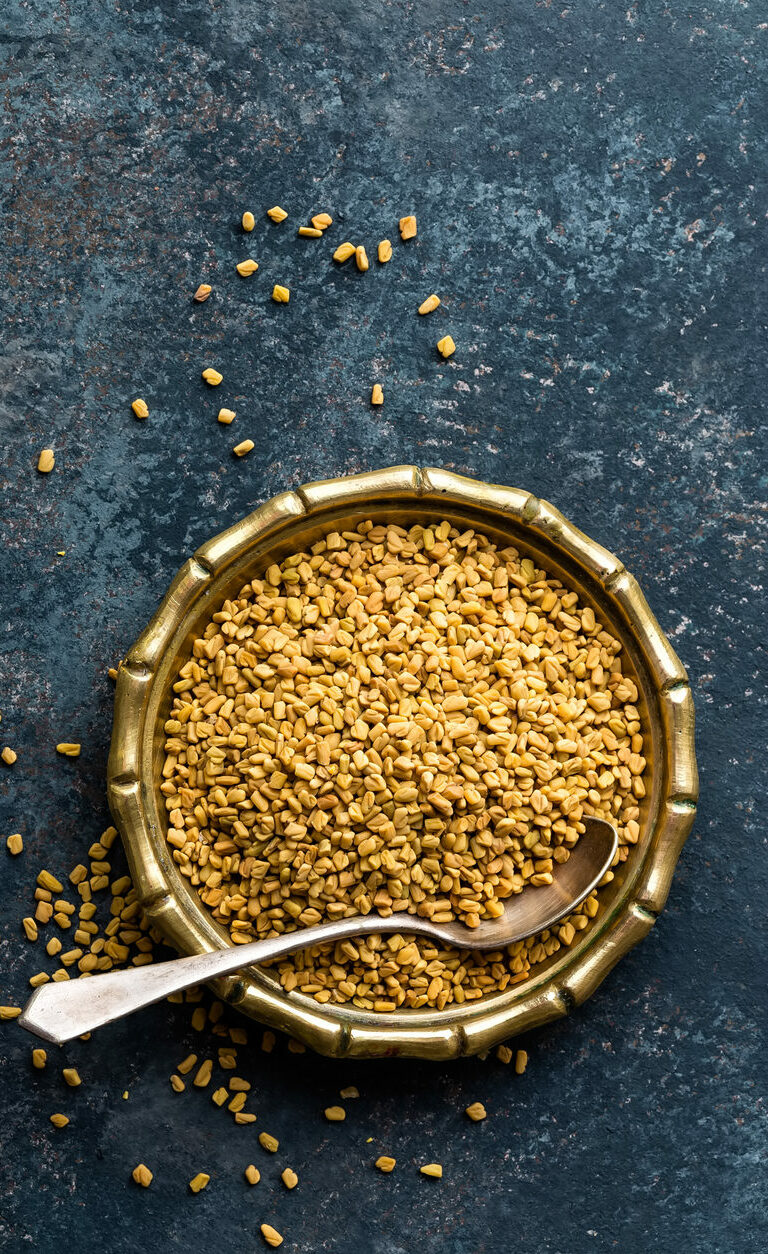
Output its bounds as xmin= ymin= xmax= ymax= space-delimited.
xmin=0 ymin=2 xmax=766 ymax=1252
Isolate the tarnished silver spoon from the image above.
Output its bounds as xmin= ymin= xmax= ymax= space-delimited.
xmin=19 ymin=817 xmax=617 ymax=1045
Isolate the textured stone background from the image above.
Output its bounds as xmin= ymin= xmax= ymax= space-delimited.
xmin=0 ymin=2 xmax=766 ymax=1252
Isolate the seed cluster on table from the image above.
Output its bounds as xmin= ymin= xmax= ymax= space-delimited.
xmin=162 ymin=518 xmax=646 ymax=1011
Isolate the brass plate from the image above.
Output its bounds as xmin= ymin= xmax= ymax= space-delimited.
xmin=107 ymin=467 xmax=698 ymax=1059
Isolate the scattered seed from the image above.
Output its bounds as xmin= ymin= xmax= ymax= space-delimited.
xmin=287 ymin=1040 xmax=306 ymax=1055
xmin=399 ymin=215 xmax=417 ymax=240
xmin=189 ymin=1172 xmax=210 ymax=1193
xmin=420 ymin=1163 xmax=442 ymax=1178
xmin=272 ymin=285 xmax=290 ymax=303
xmin=298 ymin=226 xmax=323 ymax=238
xmin=242 ymin=211 xmax=255 ymax=232
xmin=37 ymin=870 xmax=63 ymax=894
xmin=418 ymin=294 xmax=440 ymax=315
xmin=170 ymin=1074 xmax=185 ymax=1093
xmin=212 ymin=1086 xmax=229 ymax=1107
xmin=515 ymin=1049 xmax=528 ymax=1074
xmin=333 ymin=242 xmax=355 ymax=263
xmin=193 ymin=1059 xmax=213 ymax=1088
xmin=229 ymin=1077 xmax=251 ymax=1092
xmin=228 ymin=1092 xmax=247 ymax=1113
xmin=50 ymin=1113 xmax=69 ymax=1128
xmin=235 ymin=1112 xmax=257 ymax=1124
xmin=339 ymin=1086 xmax=359 ymax=1100
xmin=63 ymin=1068 xmax=81 ymax=1087
xmin=217 ymin=408 xmax=236 ymax=425
xmin=371 ymin=384 xmax=383 ymax=406
xmin=355 ymin=245 xmax=369 ymax=272
xmin=131 ymin=399 xmax=149 ymax=420
xmin=0 ymin=1006 xmax=21 ymax=1019
xmin=466 ymin=1102 xmax=487 ymax=1122
xmin=32 ymin=1048 xmax=47 ymax=1068
xmin=56 ymin=743 xmax=81 ymax=757
xmin=37 ymin=450 xmax=55 ymax=474
xmin=194 ymin=284 xmax=212 ymax=302
xmin=375 ymin=1156 xmax=396 ymax=1173
xmin=267 ymin=206 xmax=288 ymax=223
xmin=437 ymin=335 xmax=456 ymax=358
xmin=7 ymin=834 xmax=23 ymax=855
xmin=324 ymin=1106 xmax=346 ymax=1122
xmin=202 ymin=368 xmax=223 ymax=386
xmin=258 ymin=1132 xmax=279 ymax=1153
xmin=177 ymin=1053 xmax=198 ymax=1075
xmin=261 ymin=1030 xmax=275 ymax=1053
xmin=22 ymin=917 xmax=38 ymax=942
xmin=233 ymin=439 xmax=255 ymax=458
xmin=236 ymin=259 xmax=259 ymax=276
xmin=132 ymin=1163 xmax=153 ymax=1187
xmin=311 ymin=213 xmax=333 ymax=230
xmin=245 ymin=1164 xmax=261 ymax=1185
xmin=377 ymin=239 xmax=392 ymax=263
xmin=496 ymin=1045 xmax=513 ymax=1065
xmin=261 ymin=1224 xmax=283 ymax=1248
xmin=2 ymin=747 xmax=18 ymax=765
xmin=281 ymin=1168 xmax=298 ymax=1190
xmin=191 ymin=1007 xmax=207 ymax=1031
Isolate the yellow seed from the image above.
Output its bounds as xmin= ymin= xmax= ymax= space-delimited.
xmin=515 ymin=1049 xmax=528 ymax=1074
xmin=261 ymin=1030 xmax=275 ymax=1053
xmin=355 ymin=245 xmax=369 ymax=272
xmin=377 ymin=239 xmax=392 ymax=263
xmin=217 ymin=408 xmax=236 ymax=425
xmin=324 ymin=1105 xmax=345 ymax=1122
xmin=37 ymin=450 xmax=55 ymax=474
xmin=193 ymin=1059 xmax=213 ymax=1087
xmin=339 ymin=1086 xmax=359 ymax=1099
xmin=189 ymin=1172 xmax=210 ymax=1193
xmin=212 ymin=1086 xmax=229 ymax=1107
xmin=245 ymin=1164 xmax=261 ymax=1185
xmin=281 ymin=1168 xmax=298 ymax=1189
xmin=63 ymin=1068 xmax=81 ymax=1087
xmin=260 ymin=1224 xmax=283 ymax=1248
xmin=193 ymin=284 xmax=212 ymax=301
xmin=399 ymin=215 xmax=417 ymax=240
xmin=177 ymin=1053 xmax=197 ymax=1075
xmin=418 ymin=294 xmax=441 ymax=315
xmin=298 ymin=226 xmax=323 ymax=238
xmin=50 ymin=1113 xmax=69 ymax=1128
xmin=132 ymin=1163 xmax=153 ymax=1187
xmin=0 ymin=1006 xmax=21 ymax=1020
xmin=375 ymin=1156 xmax=396 ymax=1173
xmin=236 ymin=259 xmax=259 ymax=276
xmin=29 ymin=973 xmax=49 ymax=988
xmin=437 ymin=335 xmax=456 ymax=358
xmin=496 ymin=1045 xmax=513 ymax=1065
xmin=230 ymin=1027 xmax=248 ymax=1044
xmin=333 ymin=242 xmax=355 ymax=263
xmin=267 ymin=206 xmax=288 ymax=223
xmin=242 ymin=211 xmax=255 ymax=232
xmin=191 ymin=1007 xmax=207 ymax=1031
xmin=32 ymin=1048 xmax=47 ymax=1068
xmin=7 ymin=834 xmax=23 ymax=855
xmin=311 ymin=213 xmax=333 ymax=230
xmin=258 ymin=1132 xmax=279 ymax=1153
xmin=56 ymin=743 xmax=81 ymax=757
xmin=122 ymin=1091 xmax=129 ymax=1099
xmin=22 ymin=917 xmax=38 ymax=942
xmin=272 ymin=285 xmax=290 ymax=303
xmin=131 ymin=398 xmax=149 ymax=420
xmin=228 ymin=1092 xmax=247 ymax=1113
xmin=420 ymin=1163 xmax=442 ymax=1178
xmin=371 ymin=384 xmax=383 ymax=406
xmin=229 ymin=1077 xmax=251 ymax=1092
xmin=170 ymin=1074 xmax=185 ymax=1093
xmin=235 ymin=1112 xmax=257 ymax=1124
xmin=202 ymin=368 xmax=223 ymax=386
xmin=37 ymin=870 xmax=63 ymax=893
xmin=466 ymin=1101 xmax=487 ymax=1122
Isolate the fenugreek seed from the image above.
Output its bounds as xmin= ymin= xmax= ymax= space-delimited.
xmin=193 ymin=1060 xmax=213 ymax=1087
xmin=420 ymin=1163 xmax=442 ymax=1178
xmin=281 ymin=1168 xmax=298 ymax=1189
xmin=131 ymin=399 xmax=149 ymax=420
xmin=496 ymin=1045 xmax=513 ymax=1065
xmin=2 ymin=747 xmax=18 ymax=765
xmin=437 ymin=335 xmax=456 ymax=358
xmin=242 ymin=211 xmax=255 ymax=232
xmin=245 ymin=1164 xmax=261 ymax=1185
xmin=418 ymin=294 xmax=440 ymax=315
xmin=377 ymin=239 xmax=392 ymax=263
xmin=355 ymin=245 xmax=369 ymax=272
xmin=189 ymin=1172 xmax=210 ymax=1193
xmin=260 ymin=1224 xmax=283 ymax=1248
xmin=466 ymin=1102 xmax=486 ymax=1122
xmin=177 ymin=1053 xmax=197 ymax=1075
xmin=515 ymin=1049 xmax=528 ymax=1075
xmin=50 ymin=1113 xmax=69 ymax=1128
xmin=193 ymin=284 xmax=212 ymax=301
xmin=298 ymin=226 xmax=323 ymax=238
xmin=217 ymin=408 xmax=236 ymax=425
xmin=311 ymin=213 xmax=333 ymax=230
xmin=371 ymin=384 xmax=383 ymax=406
xmin=23 ymin=917 xmax=38 ymax=942
xmin=0 ymin=1006 xmax=21 ymax=1020
xmin=324 ymin=1105 xmax=345 ymax=1122
xmin=229 ymin=1077 xmax=251 ymax=1092
xmin=228 ymin=1092 xmax=247 ymax=1113
xmin=233 ymin=439 xmax=255 ymax=458
xmin=339 ymin=1086 xmax=359 ymax=1100
xmin=37 ymin=870 xmax=63 ymax=894
xmin=236 ymin=259 xmax=259 ymax=276
xmin=212 ymin=1086 xmax=229 ymax=1106
xmin=235 ymin=1112 xmax=257 ymax=1124
xmin=132 ymin=1164 xmax=153 ymax=1187
xmin=191 ymin=1007 xmax=207 ymax=1031
xmin=230 ymin=1027 xmax=248 ymax=1044
xmin=56 ymin=743 xmax=81 ymax=757
xmin=63 ymin=1068 xmax=81 ymax=1087
xmin=272 ymin=285 xmax=290 ymax=303
xmin=261 ymin=1030 xmax=275 ymax=1053
xmin=170 ymin=1074 xmax=185 ymax=1092
xmin=202 ymin=368 xmax=223 ymax=386
xmin=375 ymin=1156 xmax=396 ymax=1173
xmin=267 ymin=206 xmax=288 ymax=223
xmin=7 ymin=834 xmax=23 ymax=855
xmin=333 ymin=242 xmax=356 ymax=263
xmin=258 ymin=1132 xmax=279 ymax=1153
xmin=399 ymin=215 xmax=417 ymax=240
xmin=37 ymin=450 xmax=55 ymax=474
xmin=32 ymin=1048 xmax=47 ymax=1069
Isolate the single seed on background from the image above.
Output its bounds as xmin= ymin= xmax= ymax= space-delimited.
xmin=189 ymin=1172 xmax=210 ymax=1193
xmin=7 ymin=834 xmax=23 ymax=855
xmin=515 ymin=1049 xmax=528 ymax=1074
xmin=217 ymin=408 xmax=236 ymax=425
xmin=418 ymin=294 xmax=440 ymax=315
xmin=131 ymin=399 xmax=149 ymax=420
xmin=298 ymin=226 xmax=323 ymax=238
xmin=233 ymin=440 xmax=255 ymax=458
xmin=333 ymin=242 xmax=355 ymax=263
xmin=324 ymin=1105 xmax=345 ymax=1122
xmin=236 ymin=259 xmax=259 ymax=276
xmin=32 ymin=1048 xmax=47 ymax=1069
xmin=56 ymin=743 xmax=81 ymax=757
xmin=375 ymin=1156 xmax=396 ymax=1173
xmin=193 ymin=284 xmax=212 ymax=301
xmin=242 ymin=211 xmax=255 ymax=231
xmin=437 ymin=335 xmax=456 ymax=358
xmin=420 ymin=1163 xmax=443 ymax=1178
xmin=62 ymin=1068 xmax=81 ymax=1087
xmin=377 ymin=239 xmax=392 ymax=263
xmin=132 ymin=1164 xmax=153 ymax=1187
xmin=266 ymin=206 xmax=288 ymax=222
xmin=339 ymin=1086 xmax=359 ymax=1099
xmin=50 ymin=1113 xmax=69 ymax=1128
xmin=466 ymin=1102 xmax=487 ymax=1122
xmin=371 ymin=384 xmax=383 ymax=406
xmin=355 ymin=246 xmax=369 ymax=272
xmin=281 ymin=1168 xmax=298 ymax=1189
xmin=37 ymin=450 xmax=55 ymax=473
xmin=245 ymin=1164 xmax=261 ymax=1185
xmin=260 ymin=1225 xmax=283 ymax=1249
xmin=496 ymin=1045 xmax=513 ymax=1065
xmin=272 ymin=285 xmax=290 ymax=303
xmin=311 ymin=213 xmax=333 ymax=230
xmin=258 ymin=1132 xmax=279 ymax=1153
xmin=0 ymin=1006 xmax=21 ymax=1020
xmin=202 ymin=368 xmax=223 ymax=385
xmin=399 ymin=215 xmax=417 ymax=239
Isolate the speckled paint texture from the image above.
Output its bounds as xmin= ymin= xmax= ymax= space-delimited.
xmin=0 ymin=2 xmax=766 ymax=1251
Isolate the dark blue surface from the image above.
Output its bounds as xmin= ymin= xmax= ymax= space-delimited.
xmin=0 ymin=3 xmax=766 ymax=1252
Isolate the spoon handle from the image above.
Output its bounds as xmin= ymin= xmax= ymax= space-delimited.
xmin=17 ymin=912 xmax=415 ymax=1045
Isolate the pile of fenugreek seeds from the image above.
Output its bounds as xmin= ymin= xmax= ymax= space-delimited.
xmin=162 ymin=518 xmax=646 ymax=1012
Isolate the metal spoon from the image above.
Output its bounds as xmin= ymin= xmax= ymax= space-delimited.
xmin=18 ymin=816 xmax=617 ymax=1045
